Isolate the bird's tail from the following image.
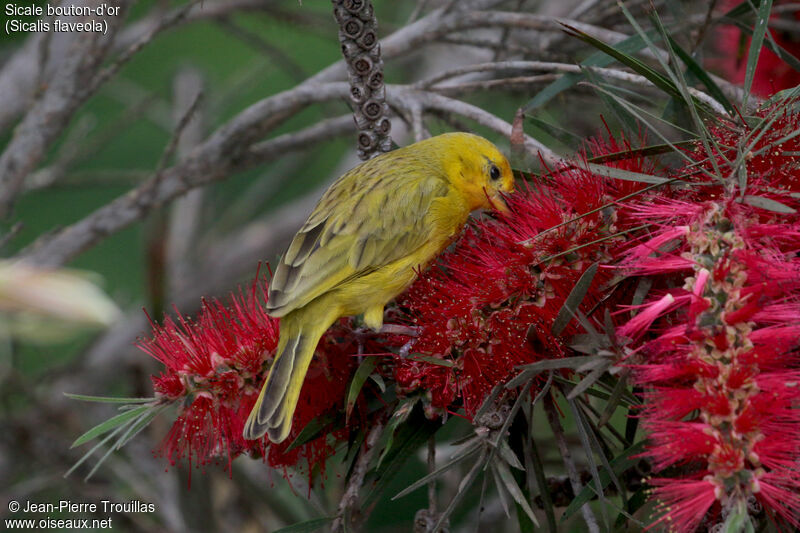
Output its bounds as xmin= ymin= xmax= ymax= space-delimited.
xmin=243 ymin=309 xmax=335 ymax=443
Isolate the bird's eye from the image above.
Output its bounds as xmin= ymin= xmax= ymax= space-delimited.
xmin=489 ymin=164 xmax=501 ymax=181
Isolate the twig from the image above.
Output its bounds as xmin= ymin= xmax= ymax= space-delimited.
xmin=19 ymin=83 xmax=353 ymax=267
xmin=215 ymin=17 xmax=307 ymax=82
xmin=332 ymin=0 xmax=392 ymax=159
xmin=387 ymin=86 xmax=561 ymax=165
xmin=167 ymin=69 xmax=206 ymax=298
xmin=427 ymin=435 xmax=436 ymax=516
xmin=331 ymin=421 xmax=385 ymax=533
xmin=544 ymin=394 xmax=600 ymax=533
xmin=0 ymin=0 xmax=134 ymax=218
xmin=416 ymin=60 xmax=728 ymax=114
xmin=0 ymin=0 xmax=276 ymax=133
xmin=425 ymin=75 xmax=559 ymax=96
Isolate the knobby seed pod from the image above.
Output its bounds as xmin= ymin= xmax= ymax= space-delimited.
xmin=343 ymin=0 xmax=364 ymax=14
xmin=332 ymin=0 xmax=390 ymax=160
xmin=352 ymin=55 xmax=373 ymax=76
xmin=366 ymin=70 xmax=383 ymax=90
xmin=375 ymin=117 xmax=391 ymax=136
xmin=357 ymin=130 xmax=377 ymax=150
xmin=342 ymin=17 xmax=363 ymax=39
xmin=361 ymin=98 xmax=383 ymax=120
xmin=350 ymin=83 xmax=368 ymax=104
xmin=357 ymin=29 xmax=377 ymax=50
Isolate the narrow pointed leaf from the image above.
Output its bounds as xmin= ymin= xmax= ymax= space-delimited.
xmin=285 ymin=412 xmax=337 ymax=452
xmin=743 ymin=0 xmax=774 ymax=106
xmin=409 ymin=354 xmax=455 ymax=367
xmin=392 ymin=444 xmax=480 ymax=500
xmin=272 ymin=517 xmax=333 ymax=533
xmin=566 ymin=400 xmax=609 ymax=527
xmin=365 ymin=413 xmax=441 ymax=508
xmin=70 ymin=406 xmax=149 ymax=448
xmin=65 ymin=393 xmax=154 ymax=404
xmin=552 ymin=262 xmax=598 ymax=336
xmin=346 ymin=357 xmax=379 ymax=423
xmin=560 ymin=24 xmax=680 ymax=100
xmin=665 ymin=35 xmax=734 ymax=114
xmin=742 ymin=195 xmax=797 ymax=213
xmin=524 ymin=31 xmax=656 ymax=111
xmin=377 ymin=396 xmax=418 ymax=468
xmin=566 ymin=360 xmax=613 ymax=400
xmin=65 ymin=423 xmax=127 ymax=478
xmin=583 ymin=162 xmax=671 ymax=185
xmin=492 ymin=459 xmax=540 ymax=527
xmin=561 ymin=441 xmax=647 ymax=522
xmin=116 ymin=406 xmax=164 ymax=449
xmin=497 ymin=439 xmax=524 ymax=471
xmin=587 ymin=139 xmax=696 ymax=164
xmin=432 ymin=451 xmax=486 ymax=532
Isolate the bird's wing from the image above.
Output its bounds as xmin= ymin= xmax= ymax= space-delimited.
xmin=266 ymin=164 xmax=450 ymax=316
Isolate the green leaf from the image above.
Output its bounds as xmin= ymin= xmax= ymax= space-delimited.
xmin=743 ymin=0 xmax=774 ymax=107
xmin=742 ymin=195 xmax=797 ymax=213
xmin=408 ymin=354 xmax=455 ymax=367
xmin=582 ymin=161 xmax=671 ymax=185
xmin=116 ymin=405 xmax=165 ymax=449
xmin=433 ymin=450 xmax=487 ymax=532
xmin=65 ymin=421 xmax=128 ymax=478
xmin=721 ymin=498 xmax=755 ymax=533
xmin=364 ymin=410 xmax=441 ymax=508
xmin=516 ymin=355 xmax=606 ymax=372
xmin=392 ymin=443 xmax=480 ymax=500
xmin=377 ymin=396 xmax=419 ymax=468
xmin=285 ymin=412 xmax=337 ymax=452
xmin=587 ymin=140 xmax=696 ymax=164
xmin=491 ymin=459 xmax=540 ymax=527
xmin=497 ymin=439 xmax=524 ymax=471
xmin=527 ymin=433 xmax=556 ymax=533
xmin=566 ymin=359 xmax=613 ymax=400
xmin=560 ymin=23 xmax=682 ymax=101
xmin=346 ymin=357 xmax=379 ymax=423
xmin=490 ymin=461 xmax=513 ymax=517
xmin=643 ymin=7 xmax=727 ymax=181
xmin=526 ymin=116 xmax=582 ymax=149
xmin=597 ymin=371 xmax=631 ymax=429
xmin=581 ymin=66 xmax=640 ymax=136
xmin=272 ymin=517 xmax=334 ymax=533
xmin=552 ymin=262 xmax=598 ymax=336
xmin=566 ymin=400 xmax=610 ymax=527
xmin=70 ymin=406 xmax=150 ymax=448
xmin=665 ymin=35 xmax=734 ymax=114
xmin=64 ymin=393 xmax=154 ymax=404
xmin=524 ymin=31 xmax=656 ymax=111
xmin=561 ymin=441 xmax=646 ymax=522
xmin=370 ymin=373 xmax=386 ymax=393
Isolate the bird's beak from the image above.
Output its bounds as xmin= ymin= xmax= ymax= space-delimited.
xmin=491 ymin=192 xmax=511 ymax=215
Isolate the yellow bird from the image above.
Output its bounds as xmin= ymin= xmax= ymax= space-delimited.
xmin=243 ymin=132 xmax=514 ymax=443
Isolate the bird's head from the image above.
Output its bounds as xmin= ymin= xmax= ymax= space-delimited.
xmin=438 ymin=132 xmax=515 ymax=214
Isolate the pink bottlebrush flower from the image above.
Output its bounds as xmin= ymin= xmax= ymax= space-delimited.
xmin=622 ymin=190 xmax=800 ymax=530
xmin=647 ymin=478 xmax=720 ymax=533
xmin=141 ymin=274 xmax=354 ymax=477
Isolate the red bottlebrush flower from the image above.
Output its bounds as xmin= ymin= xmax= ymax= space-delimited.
xmin=395 ymin=134 xmax=661 ymax=418
xmin=140 ymin=274 xmax=354 ymax=477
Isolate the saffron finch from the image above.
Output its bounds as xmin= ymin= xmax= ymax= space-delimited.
xmin=243 ymin=132 xmax=514 ymax=442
